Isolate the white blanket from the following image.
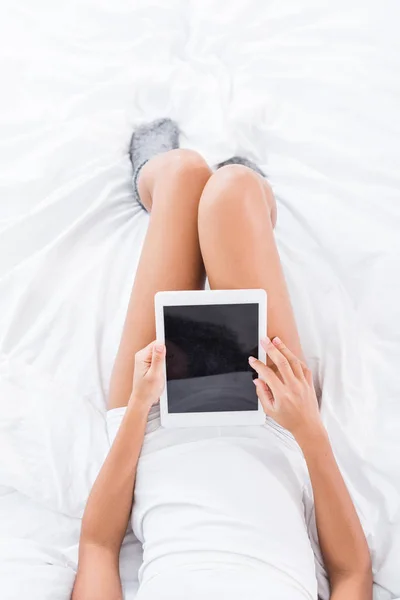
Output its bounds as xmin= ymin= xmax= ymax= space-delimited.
xmin=1 ymin=1 xmax=400 ymax=599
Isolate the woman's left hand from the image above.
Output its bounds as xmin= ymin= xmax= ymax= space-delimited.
xmin=130 ymin=341 xmax=166 ymax=411
xmin=249 ymin=337 xmax=323 ymax=443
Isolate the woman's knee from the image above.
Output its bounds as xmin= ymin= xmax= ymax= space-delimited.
xmin=138 ymin=149 xmax=211 ymax=209
xmin=199 ymin=164 xmax=276 ymax=225
xmin=200 ymin=165 xmax=264 ymax=211
xmin=164 ymin=148 xmax=210 ymax=174
xmin=143 ymin=149 xmax=210 ymax=187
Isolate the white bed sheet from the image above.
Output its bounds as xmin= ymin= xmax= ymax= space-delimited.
xmin=1 ymin=1 xmax=400 ymax=598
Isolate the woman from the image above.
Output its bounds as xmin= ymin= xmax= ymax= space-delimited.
xmin=72 ymin=119 xmax=372 ymax=599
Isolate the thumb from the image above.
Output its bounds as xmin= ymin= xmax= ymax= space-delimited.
xmin=253 ymin=378 xmax=275 ymax=416
xmin=148 ymin=342 xmax=165 ymax=375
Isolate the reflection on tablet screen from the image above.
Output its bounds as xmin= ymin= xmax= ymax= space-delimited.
xmin=164 ymin=303 xmax=259 ymax=413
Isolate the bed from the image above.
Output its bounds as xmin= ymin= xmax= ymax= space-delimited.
xmin=1 ymin=0 xmax=399 ymax=598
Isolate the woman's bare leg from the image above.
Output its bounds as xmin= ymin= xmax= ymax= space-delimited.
xmin=108 ymin=149 xmax=212 ymax=409
xmin=198 ymin=164 xmax=304 ymax=361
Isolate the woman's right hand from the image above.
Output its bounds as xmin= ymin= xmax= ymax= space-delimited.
xmin=249 ymin=336 xmax=323 ymax=444
xmin=130 ymin=341 xmax=166 ymax=411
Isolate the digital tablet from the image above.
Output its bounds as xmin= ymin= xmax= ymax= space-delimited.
xmin=155 ymin=289 xmax=267 ymax=428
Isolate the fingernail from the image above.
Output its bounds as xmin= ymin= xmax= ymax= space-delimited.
xmin=261 ymin=337 xmax=270 ymax=347
xmin=252 ymin=379 xmax=258 ymax=386
xmin=273 ymin=337 xmax=281 ymax=346
xmin=248 ymin=356 xmax=256 ymax=365
xmin=155 ymin=343 xmax=164 ymax=353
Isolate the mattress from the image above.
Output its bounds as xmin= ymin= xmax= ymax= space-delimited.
xmin=1 ymin=1 xmax=399 ymax=598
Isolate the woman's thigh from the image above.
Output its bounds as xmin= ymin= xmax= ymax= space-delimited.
xmin=198 ymin=164 xmax=304 ymax=361
xmin=108 ymin=150 xmax=212 ymax=409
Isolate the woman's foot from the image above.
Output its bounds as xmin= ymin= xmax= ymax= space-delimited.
xmin=129 ymin=118 xmax=180 ymax=210
xmin=215 ymin=156 xmax=277 ymax=228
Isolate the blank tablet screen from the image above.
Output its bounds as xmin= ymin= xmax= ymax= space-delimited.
xmin=164 ymin=303 xmax=259 ymax=414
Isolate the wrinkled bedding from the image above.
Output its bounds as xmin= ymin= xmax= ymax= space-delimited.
xmin=1 ymin=1 xmax=400 ymax=598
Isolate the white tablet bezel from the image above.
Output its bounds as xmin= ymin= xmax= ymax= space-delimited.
xmin=155 ymin=289 xmax=267 ymax=428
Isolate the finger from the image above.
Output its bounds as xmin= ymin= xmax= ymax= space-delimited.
xmin=303 ymin=365 xmax=314 ymax=387
xmin=270 ymin=337 xmax=306 ymax=380
xmin=135 ymin=341 xmax=156 ymax=366
xmin=253 ymin=378 xmax=275 ymax=416
xmin=248 ymin=356 xmax=283 ymax=396
xmin=148 ymin=342 xmax=165 ymax=376
xmin=260 ymin=337 xmax=295 ymax=383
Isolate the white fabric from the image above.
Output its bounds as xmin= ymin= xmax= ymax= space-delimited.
xmin=1 ymin=1 xmax=400 ymax=599
xmin=107 ymin=408 xmax=318 ymax=600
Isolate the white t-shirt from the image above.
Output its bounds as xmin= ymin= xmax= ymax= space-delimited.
xmin=107 ymin=406 xmax=324 ymax=600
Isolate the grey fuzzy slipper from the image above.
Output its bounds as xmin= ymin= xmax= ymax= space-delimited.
xmin=129 ymin=118 xmax=180 ymax=209
xmin=215 ymin=155 xmax=266 ymax=178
